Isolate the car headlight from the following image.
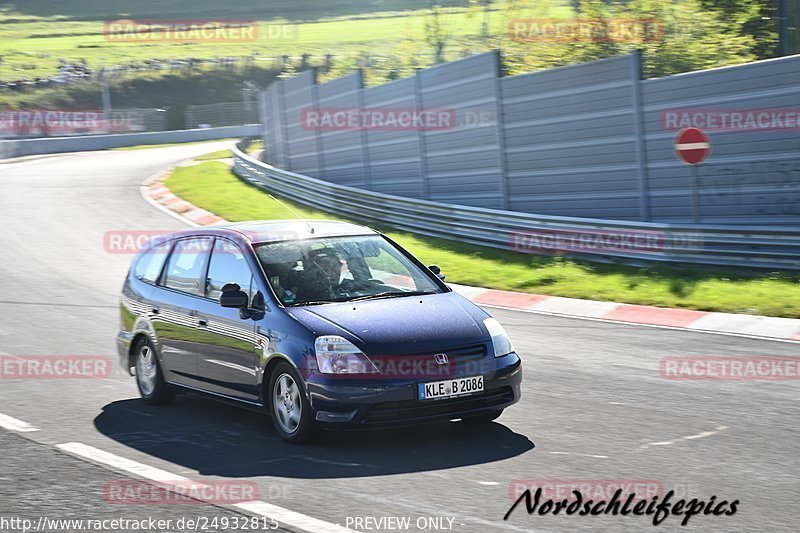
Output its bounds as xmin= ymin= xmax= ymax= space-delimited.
xmin=484 ymin=317 xmax=514 ymax=357
xmin=314 ymin=335 xmax=378 ymax=374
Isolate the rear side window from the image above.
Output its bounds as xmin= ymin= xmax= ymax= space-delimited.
xmin=206 ymin=239 xmax=253 ymax=302
xmin=163 ymin=237 xmax=212 ymax=296
xmin=133 ymin=240 xmax=172 ymax=284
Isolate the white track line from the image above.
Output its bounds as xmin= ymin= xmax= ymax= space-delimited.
xmin=57 ymin=442 xmax=189 ymax=481
xmin=638 ymin=426 xmax=728 ymax=450
xmin=57 ymin=442 xmax=355 ymax=533
xmin=0 ymin=412 xmax=41 ymax=432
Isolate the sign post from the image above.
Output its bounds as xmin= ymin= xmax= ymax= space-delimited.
xmin=674 ymin=127 xmax=711 ymax=224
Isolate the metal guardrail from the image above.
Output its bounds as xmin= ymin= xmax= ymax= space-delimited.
xmin=232 ymin=140 xmax=800 ymax=271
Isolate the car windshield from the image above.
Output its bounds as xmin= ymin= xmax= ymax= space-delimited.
xmin=254 ymin=235 xmax=442 ymax=306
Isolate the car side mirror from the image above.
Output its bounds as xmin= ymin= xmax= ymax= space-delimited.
xmin=220 ymin=283 xmax=249 ymax=308
xmin=428 ymin=264 xmax=445 ymax=281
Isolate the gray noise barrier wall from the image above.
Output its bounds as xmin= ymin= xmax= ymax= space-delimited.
xmin=259 ymin=51 xmax=800 ymax=228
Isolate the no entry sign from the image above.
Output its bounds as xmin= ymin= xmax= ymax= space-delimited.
xmin=674 ymin=127 xmax=710 ymax=165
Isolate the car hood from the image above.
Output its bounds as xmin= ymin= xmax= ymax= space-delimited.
xmin=284 ymin=291 xmax=490 ymax=355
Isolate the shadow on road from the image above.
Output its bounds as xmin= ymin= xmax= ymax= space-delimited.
xmin=94 ymin=395 xmax=534 ymax=479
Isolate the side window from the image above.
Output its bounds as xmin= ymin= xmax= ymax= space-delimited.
xmin=206 ymin=239 xmax=254 ymax=303
xmin=133 ymin=240 xmax=172 ymax=284
xmin=163 ymin=237 xmax=212 ymax=296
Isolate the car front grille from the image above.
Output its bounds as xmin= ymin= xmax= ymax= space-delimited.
xmin=414 ymin=343 xmax=487 ymax=366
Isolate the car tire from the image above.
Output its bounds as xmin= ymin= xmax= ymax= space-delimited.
xmin=268 ymin=362 xmax=316 ymax=444
xmin=462 ymin=409 xmax=503 ymax=424
xmin=134 ymin=337 xmax=175 ymax=405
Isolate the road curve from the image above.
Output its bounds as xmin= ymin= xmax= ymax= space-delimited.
xmin=0 ymin=145 xmax=798 ymax=533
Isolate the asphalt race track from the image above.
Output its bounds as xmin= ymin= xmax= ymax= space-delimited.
xmin=0 ymin=145 xmax=798 ymax=533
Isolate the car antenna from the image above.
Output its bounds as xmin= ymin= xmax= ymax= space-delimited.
xmin=265 ymin=192 xmax=315 ymax=234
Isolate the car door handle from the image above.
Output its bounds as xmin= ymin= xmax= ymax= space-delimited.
xmin=197 ymin=318 xmax=208 ymax=327
xmin=150 ymin=307 xmax=160 ymax=315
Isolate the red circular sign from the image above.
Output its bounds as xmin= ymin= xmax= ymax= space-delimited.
xmin=674 ymin=127 xmax=710 ymax=165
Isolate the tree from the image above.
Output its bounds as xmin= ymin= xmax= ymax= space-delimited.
xmin=568 ymin=0 xmax=622 ymax=63
xmin=698 ymin=0 xmax=779 ymax=58
xmin=425 ymin=1 xmax=450 ymax=63
xmin=622 ymin=0 xmax=756 ymax=77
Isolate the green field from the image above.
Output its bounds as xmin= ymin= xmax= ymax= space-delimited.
xmin=0 ymin=1 xmax=470 ymax=77
xmin=164 ymin=158 xmax=800 ymax=319
xmin=0 ymin=0 xmax=452 ymax=21
xmin=0 ymin=0 xmax=571 ymax=113
xmin=0 ymin=1 xmax=580 ymax=80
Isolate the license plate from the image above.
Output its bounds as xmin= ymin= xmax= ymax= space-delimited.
xmin=418 ymin=376 xmax=484 ymax=401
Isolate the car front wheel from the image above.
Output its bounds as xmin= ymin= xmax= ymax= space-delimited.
xmin=268 ymin=362 xmax=315 ymax=444
xmin=134 ymin=338 xmax=174 ymax=405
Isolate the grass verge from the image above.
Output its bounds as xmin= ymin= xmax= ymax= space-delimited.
xmin=111 ymin=139 xmax=235 ymax=151
xmin=164 ymin=160 xmax=800 ymax=318
xmin=195 ymin=149 xmax=233 ymax=160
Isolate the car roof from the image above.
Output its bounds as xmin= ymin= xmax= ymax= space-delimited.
xmin=164 ymin=219 xmax=378 ymax=245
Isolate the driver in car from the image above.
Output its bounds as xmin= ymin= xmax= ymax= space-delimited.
xmin=294 ymin=248 xmax=344 ymax=303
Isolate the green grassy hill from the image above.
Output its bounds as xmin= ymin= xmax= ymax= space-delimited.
xmin=0 ymin=0 xmax=495 ymax=81
xmin=0 ymin=0 xmax=582 ymax=113
xmin=0 ymin=0 xmax=501 ymax=120
xmin=0 ymin=0 xmax=452 ymax=21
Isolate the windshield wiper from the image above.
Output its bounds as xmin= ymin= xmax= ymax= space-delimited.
xmin=288 ymin=291 xmax=437 ymax=306
xmin=286 ymin=300 xmax=335 ymax=307
xmin=346 ymin=290 xmax=437 ymax=302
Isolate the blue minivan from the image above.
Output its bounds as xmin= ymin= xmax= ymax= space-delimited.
xmin=117 ymin=220 xmax=522 ymax=443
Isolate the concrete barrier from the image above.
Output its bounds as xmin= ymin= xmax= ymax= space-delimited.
xmin=0 ymin=124 xmax=260 ymax=159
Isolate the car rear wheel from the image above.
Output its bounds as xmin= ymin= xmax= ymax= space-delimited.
xmin=268 ymin=362 xmax=315 ymax=444
xmin=461 ymin=409 xmax=503 ymax=424
xmin=134 ymin=338 xmax=174 ymax=405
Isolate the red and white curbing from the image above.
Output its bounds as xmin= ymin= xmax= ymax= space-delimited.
xmin=145 ymin=178 xmax=800 ymax=343
xmin=146 ymin=172 xmax=226 ymax=227
xmin=448 ymin=285 xmax=800 ymax=341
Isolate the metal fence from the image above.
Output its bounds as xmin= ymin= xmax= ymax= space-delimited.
xmin=232 ymin=139 xmax=800 ymax=271
xmin=259 ymin=51 xmax=800 ymax=227
xmin=185 ymin=101 xmax=259 ymax=129
xmin=0 ymin=108 xmax=168 ymax=139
